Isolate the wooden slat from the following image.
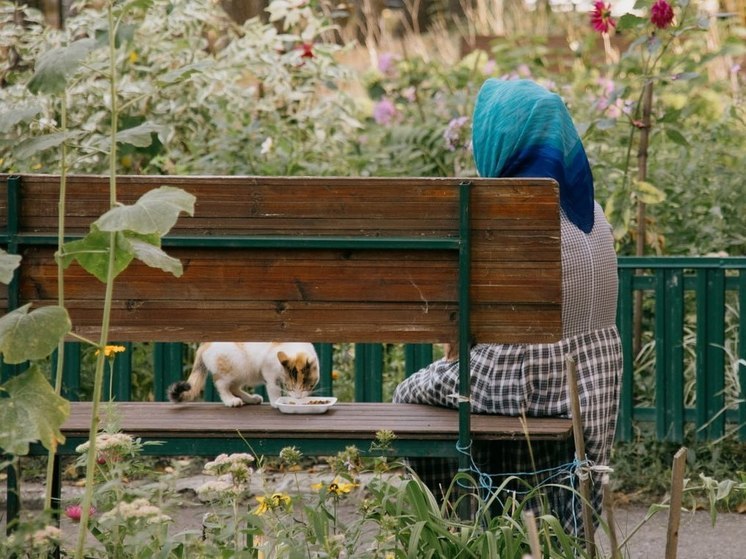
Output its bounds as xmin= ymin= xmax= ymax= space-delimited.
xmin=62 ymin=402 xmax=573 ymax=441
xmin=4 ymin=175 xmax=560 ymax=237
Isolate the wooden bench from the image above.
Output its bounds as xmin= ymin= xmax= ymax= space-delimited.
xmin=2 ymin=174 xmax=571 ymax=519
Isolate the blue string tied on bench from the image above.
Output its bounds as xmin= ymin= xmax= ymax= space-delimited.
xmin=454 ymin=440 xmax=612 ymax=534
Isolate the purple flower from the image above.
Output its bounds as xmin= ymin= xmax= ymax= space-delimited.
xmin=443 ymin=116 xmax=470 ymax=151
xmin=377 ymin=52 xmax=398 ymax=76
xmin=373 ymin=98 xmax=397 ymax=125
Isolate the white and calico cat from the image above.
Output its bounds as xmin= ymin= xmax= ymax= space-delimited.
xmin=168 ymin=342 xmax=319 ymax=408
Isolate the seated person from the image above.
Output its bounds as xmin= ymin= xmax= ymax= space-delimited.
xmin=393 ymin=78 xmax=622 ymax=536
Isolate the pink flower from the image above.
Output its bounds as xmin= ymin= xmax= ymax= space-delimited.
xmin=65 ymin=504 xmax=96 ymax=523
xmin=372 ymin=98 xmax=397 ymax=125
xmin=650 ymin=0 xmax=674 ymax=29
xmin=401 ymin=86 xmax=417 ymax=102
xmin=590 ymin=2 xmax=616 ymax=34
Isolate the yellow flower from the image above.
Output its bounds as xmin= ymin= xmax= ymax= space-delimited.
xmin=311 ymin=478 xmax=359 ymax=496
xmin=331 ymin=370 xmax=340 ymax=381
xmin=254 ymin=493 xmax=291 ymax=515
xmin=129 ymin=50 xmax=138 ymax=64
xmin=96 ymin=345 xmax=127 ymax=358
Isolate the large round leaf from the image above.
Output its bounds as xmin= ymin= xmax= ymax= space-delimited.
xmin=0 ymin=368 xmax=70 ymax=456
xmin=0 ymin=304 xmax=71 ymax=364
xmin=0 ymin=249 xmax=21 ymax=284
xmin=95 ymin=186 xmax=196 ymax=236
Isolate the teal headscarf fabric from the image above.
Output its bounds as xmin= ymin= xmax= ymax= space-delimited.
xmin=472 ymin=79 xmax=595 ymax=233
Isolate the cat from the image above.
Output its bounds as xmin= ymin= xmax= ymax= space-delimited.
xmin=167 ymin=342 xmax=319 ymax=408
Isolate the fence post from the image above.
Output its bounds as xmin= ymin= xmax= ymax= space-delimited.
xmin=354 ymin=343 xmax=383 ymax=402
xmin=696 ymin=268 xmax=725 ymax=440
xmin=153 ymin=342 xmax=185 ymax=401
xmin=405 ymin=343 xmax=434 ymax=378
xmin=669 ymin=269 xmax=685 ymax=442
xmin=616 ymin=268 xmax=634 ymax=442
xmin=315 ymin=343 xmax=334 ymax=397
xmin=654 ymin=269 xmax=670 ymax=440
xmin=738 ymin=270 xmax=746 ymax=442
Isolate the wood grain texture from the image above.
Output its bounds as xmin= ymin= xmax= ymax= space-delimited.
xmin=62 ymin=401 xmax=573 ymax=441
xmin=1 ymin=174 xmax=561 ymax=343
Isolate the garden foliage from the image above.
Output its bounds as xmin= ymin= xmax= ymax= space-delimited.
xmin=0 ymin=0 xmax=745 ymax=556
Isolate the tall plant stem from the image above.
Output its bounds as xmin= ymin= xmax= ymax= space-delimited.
xmin=44 ymin=94 xmax=68 ymax=513
xmin=74 ymin=3 xmax=119 ymax=557
xmin=633 ymin=80 xmax=654 ymax=356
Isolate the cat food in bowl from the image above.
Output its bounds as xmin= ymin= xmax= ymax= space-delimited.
xmin=276 ymin=396 xmax=337 ymax=414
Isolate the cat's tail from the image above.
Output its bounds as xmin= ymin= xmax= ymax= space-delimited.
xmin=167 ymin=345 xmax=209 ymax=403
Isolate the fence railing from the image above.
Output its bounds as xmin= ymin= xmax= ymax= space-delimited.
xmin=616 ymin=257 xmax=746 ymax=443
xmin=3 ymin=257 xmax=745 ymax=443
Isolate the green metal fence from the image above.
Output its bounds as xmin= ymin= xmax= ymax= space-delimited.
xmin=3 ymin=257 xmax=745 ymax=443
xmin=616 ymin=257 xmax=746 ymax=443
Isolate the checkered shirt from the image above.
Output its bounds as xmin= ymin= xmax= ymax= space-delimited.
xmin=393 ymin=203 xmax=622 ymax=535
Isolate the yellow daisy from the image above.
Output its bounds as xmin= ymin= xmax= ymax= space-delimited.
xmin=254 ymin=493 xmax=291 ymax=515
xmin=96 ymin=345 xmax=127 ymax=358
xmin=311 ymin=478 xmax=359 ymax=496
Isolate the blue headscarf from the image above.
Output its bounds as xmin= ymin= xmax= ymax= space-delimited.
xmin=472 ymin=79 xmax=595 ymax=233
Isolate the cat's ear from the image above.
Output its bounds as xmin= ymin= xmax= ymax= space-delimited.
xmin=277 ymin=351 xmax=289 ymax=367
xmin=277 ymin=351 xmax=298 ymax=380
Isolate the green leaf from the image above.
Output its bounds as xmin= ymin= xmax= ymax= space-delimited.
xmin=0 ymin=104 xmax=42 ymax=133
xmin=665 ymin=128 xmax=690 ymax=147
xmin=0 ymin=249 xmax=21 ymax=284
xmin=616 ymin=14 xmax=647 ymax=32
xmin=27 ymin=38 xmax=98 ymax=95
xmin=0 ymin=368 xmax=70 ymax=455
xmin=115 ymin=122 xmax=168 ymax=148
xmin=157 ymin=61 xmax=210 ymax=86
xmin=129 ymin=238 xmax=183 ymax=277
xmin=95 ymin=186 xmax=195 ymax=236
xmin=716 ymin=479 xmax=736 ymax=501
xmin=658 ymin=108 xmax=683 ymax=124
xmin=14 ymin=131 xmax=79 ymax=160
xmin=635 ymin=180 xmax=667 ymax=205
xmin=59 ymin=228 xmax=135 ymax=283
xmin=672 ymin=72 xmax=700 ymax=81
xmin=0 ymin=304 xmax=71 ymax=364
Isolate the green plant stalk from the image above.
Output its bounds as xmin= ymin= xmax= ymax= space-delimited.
xmin=74 ymin=3 xmax=120 ymax=557
xmin=621 ymin=11 xmax=692 ymax=355
xmin=43 ymin=92 xmax=69 ymax=513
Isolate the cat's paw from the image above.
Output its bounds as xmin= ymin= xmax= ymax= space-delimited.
xmin=222 ymin=397 xmax=245 ymax=408
xmin=242 ymin=394 xmax=263 ymax=405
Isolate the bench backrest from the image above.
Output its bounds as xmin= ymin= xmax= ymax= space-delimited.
xmin=1 ymin=175 xmax=561 ymax=345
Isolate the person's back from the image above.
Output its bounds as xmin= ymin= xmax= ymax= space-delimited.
xmin=562 ymin=202 xmax=618 ymax=338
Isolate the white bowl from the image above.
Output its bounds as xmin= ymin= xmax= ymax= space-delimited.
xmin=275 ymin=396 xmax=337 ymax=414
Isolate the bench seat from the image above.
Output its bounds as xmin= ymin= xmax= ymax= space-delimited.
xmin=43 ymin=402 xmax=573 ymax=459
